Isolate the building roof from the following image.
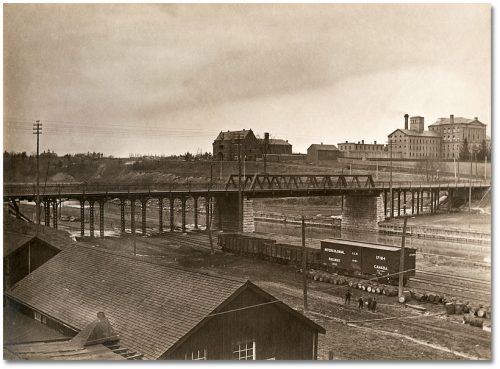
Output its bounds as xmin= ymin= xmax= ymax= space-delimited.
xmin=258 ymin=138 xmax=291 ymax=145
xmin=429 ymin=117 xmax=486 ymax=127
xmin=6 ymin=246 xmax=324 ymax=359
xmin=388 ymin=129 xmax=441 ymax=138
xmin=3 ymin=216 xmax=75 ymax=256
xmin=214 ymin=129 xmax=254 ymax=141
xmin=4 ymin=340 xmax=126 ymax=360
xmin=308 ymin=144 xmax=339 ymax=151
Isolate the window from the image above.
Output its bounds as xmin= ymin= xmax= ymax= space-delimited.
xmin=34 ymin=311 xmax=47 ymax=324
xmin=233 ymin=340 xmax=256 ymax=360
xmin=185 ymin=349 xmax=207 ymax=360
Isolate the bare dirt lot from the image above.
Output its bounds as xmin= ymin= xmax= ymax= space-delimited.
xmin=75 ymin=231 xmax=491 ymax=360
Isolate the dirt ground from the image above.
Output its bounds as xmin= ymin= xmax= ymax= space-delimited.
xmin=382 ymin=213 xmax=491 ymax=233
xmin=75 ymin=233 xmax=491 ymax=360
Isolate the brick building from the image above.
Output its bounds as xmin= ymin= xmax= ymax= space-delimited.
xmin=212 ymin=129 xmax=261 ymax=161
xmin=388 ymin=115 xmax=441 ymax=159
xmin=428 ymin=115 xmax=487 ymax=159
xmin=213 ymin=130 xmax=292 ymax=161
xmin=6 ymin=245 xmax=325 ymax=360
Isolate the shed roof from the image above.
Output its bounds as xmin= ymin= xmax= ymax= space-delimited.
xmin=3 ymin=217 xmax=75 ymax=256
xmin=308 ymin=144 xmax=339 ymax=151
xmin=6 ymin=245 xmax=324 ymax=359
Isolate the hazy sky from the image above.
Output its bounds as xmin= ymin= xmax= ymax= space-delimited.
xmin=3 ymin=3 xmax=491 ymax=157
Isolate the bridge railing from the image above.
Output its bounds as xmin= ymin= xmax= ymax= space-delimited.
xmin=3 ymin=178 xmax=491 ymax=197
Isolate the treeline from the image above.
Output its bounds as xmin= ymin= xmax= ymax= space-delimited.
xmin=459 ymin=139 xmax=491 ymax=161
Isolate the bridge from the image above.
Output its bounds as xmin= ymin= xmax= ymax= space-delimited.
xmin=4 ymin=174 xmax=490 ymax=237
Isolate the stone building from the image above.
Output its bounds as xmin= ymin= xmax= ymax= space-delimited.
xmin=428 ymin=115 xmax=487 ymax=159
xmin=337 ymin=140 xmax=387 ymax=159
xmin=258 ymin=138 xmax=292 ymax=155
xmin=388 ymin=114 xmax=441 ymax=159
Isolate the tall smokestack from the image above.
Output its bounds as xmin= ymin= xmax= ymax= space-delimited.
xmin=404 ymin=114 xmax=409 ymax=130
xmin=450 ymin=114 xmax=454 ymax=124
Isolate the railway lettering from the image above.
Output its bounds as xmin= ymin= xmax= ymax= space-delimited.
xmin=376 ymin=255 xmax=386 ymax=261
xmin=328 ymin=257 xmax=341 ymax=263
xmin=374 ymin=265 xmax=388 ymax=271
xmin=324 ymin=248 xmax=345 ymax=254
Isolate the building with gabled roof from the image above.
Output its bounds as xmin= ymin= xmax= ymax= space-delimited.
xmin=307 ymin=144 xmax=341 ymax=163
xmin=5 ymin=245 xmax=325 ymax=360
xmin=428 ymin=114 xmax=487 ymax=159
xmin=212 ymin=129 xmax=261 ymax=161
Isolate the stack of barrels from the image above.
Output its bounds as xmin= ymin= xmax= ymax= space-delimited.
xmin=305 ymin=270 xmax=348 ymax=285
xmin=443 ymin=302 xmax=491 ymax=329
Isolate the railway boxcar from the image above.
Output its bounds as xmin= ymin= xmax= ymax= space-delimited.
xmin=321 ymin=238 xmax=416 ymax=284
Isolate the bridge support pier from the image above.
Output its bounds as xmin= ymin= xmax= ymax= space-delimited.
xmin=44 ymin=201 xmax=50 ymax=227
xmin=397 ymin=190 xmax=401 ymax=217
xmin=411 ymin=190 xmax=415 ymax=215
xmin=383 ymin=191 xmax=387 ymax=216
xmin=89 ymin=201 xmax=95 ymax=237
xmin=213 ymin=194 xmax=255 ymax=232
xmin=205 ymin=196 xmax=210 ymax=230
xmin=390 ymin=190 xmax=395 ymax=218
xmin=52 ymin=201 xmax=58 ymax=230
xmin=80 ymin=200 xmax=85 ymax=236
xmin=193 ymin=197 xmax=198 ymax=229
xmin=342 ymin=194 xmax=385 ymax=231
xmin=170 ymin=197 xmax=175 ymax=232
xmin=181 ymin=198 xmax=187 ymax=233
xmin=99 ymin=200 xmax=105 ymax=238
xmin=420 ymin=190 xmax=424 ymax=213
xmin=403 ymin=190 xmax=407 ymax=215
xmin=158 ymin=198 xmax=163 ymax=233
xmin=448 ymin=189 xmax=453 ymax=212
xmin=120 ymin=199 xmax=125 ymax=234
xmin=141 ymin=199 xmax=147 ymax=236
xmin=131 ymin=200 xmax=136 ymax=234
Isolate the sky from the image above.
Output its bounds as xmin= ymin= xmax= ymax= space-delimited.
xmin=3 ymin=3 xmax=491 ymax=157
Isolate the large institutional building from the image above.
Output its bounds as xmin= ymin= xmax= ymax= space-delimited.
xmin=428 ymin=115 xmax=487 ymax=159
xmin=388 ymin=114 xmax=487 ymax=160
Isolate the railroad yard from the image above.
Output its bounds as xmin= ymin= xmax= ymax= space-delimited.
xmin=67 ymin=229 xmax=491 ymax=360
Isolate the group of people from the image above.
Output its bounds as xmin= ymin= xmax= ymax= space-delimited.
xmin=344 ymin=289 xmax=377 ymax=312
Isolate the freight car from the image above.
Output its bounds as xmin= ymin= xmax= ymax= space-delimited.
xmin=321 ymin=238 xmax=416 ymax=285
xmin=218 ymin=233 xmax=416 ymax=285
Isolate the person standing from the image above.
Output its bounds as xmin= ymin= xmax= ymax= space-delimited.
xmin=344 ymin=289 xmax=352 ymax=305
xmin=371 ymin=297 xmax=378 ymax=312
xmin=358 ymin=296 xmax=364 ymax=310
xmin=367 ymin=296 xmax=373 ymax=311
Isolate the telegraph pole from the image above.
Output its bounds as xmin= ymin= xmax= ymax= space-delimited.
xmin=389 ymin=139 xmax=393 ymax=218
xmin=302 ymin=216 xmax=308 ymax=312
xmin=237 ymin=138 xmax=243 ymax=232
xmin=469 ymin=148 xmax=472 ymax=212
xmin=264 ymin=132 xmax=269 ymax=174
xmin=33 ymin=121 xmax=42 ymax=227
xmin=398 ymin=216 xmax=408 ymax=300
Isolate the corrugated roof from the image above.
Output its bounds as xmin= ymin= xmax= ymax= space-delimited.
xmin=308 ymin=144 xmax=339 ymax=151
xmin=429 ymin=117 xmax=486 ymax=126
xmin=388 ymin=129 xmax=440 ymax=138
xmin=214 ymin=130 xmax=253 ymax=141
xmin=6 ymin=246 xmax=248 ymax=360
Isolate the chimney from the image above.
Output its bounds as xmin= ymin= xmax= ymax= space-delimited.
xmin=321 ymin=142 xmax=323 ymax=145
xmin=362 ymin=140 xmax=364 ymax=144
xmin=404 ymin=114 xmax=409 ymax=130
xmin=475 ymin=117 xmax=478 ymax=120
xmin=450 ymin=114 xmax=454 ymax=124
xmin=374 ymin=140 xmax=377 ymax=144
xmin=345 ymin=140 xmax=348 ymax=143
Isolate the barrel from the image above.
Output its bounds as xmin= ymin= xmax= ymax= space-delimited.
xmin=470 ymin=317 xmax=484 ymax=328
xmin=485 ymin=307 xmax=491 ymax=319
xmin=427 ymin=293 xmax=435 ymax=303
xmin=376 ymin=287 xmax=382 ymax=294
xmin=454 ymin=303 xmax=464 ymax=315
xmin=413 ymin=292 xmax=424 ymax=302
xmin=366 ymin=286 xmax=372 ymax=293
xmin=445 ymin=302 xmax=455 ymax=315
xmin=348 ymin=281 xmax=355 ymax=288
xmin=477 ymin=309 xmax=485 ymax=318
xmin=463 ymin=313 xmax=473 ymax=324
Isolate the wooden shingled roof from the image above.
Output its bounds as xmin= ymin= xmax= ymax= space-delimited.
xmin=5 ymin=245 xmax=249 ymax=360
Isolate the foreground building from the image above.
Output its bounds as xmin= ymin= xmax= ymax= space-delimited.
xmin=5 ymin=245 xmax=325 ymax=360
